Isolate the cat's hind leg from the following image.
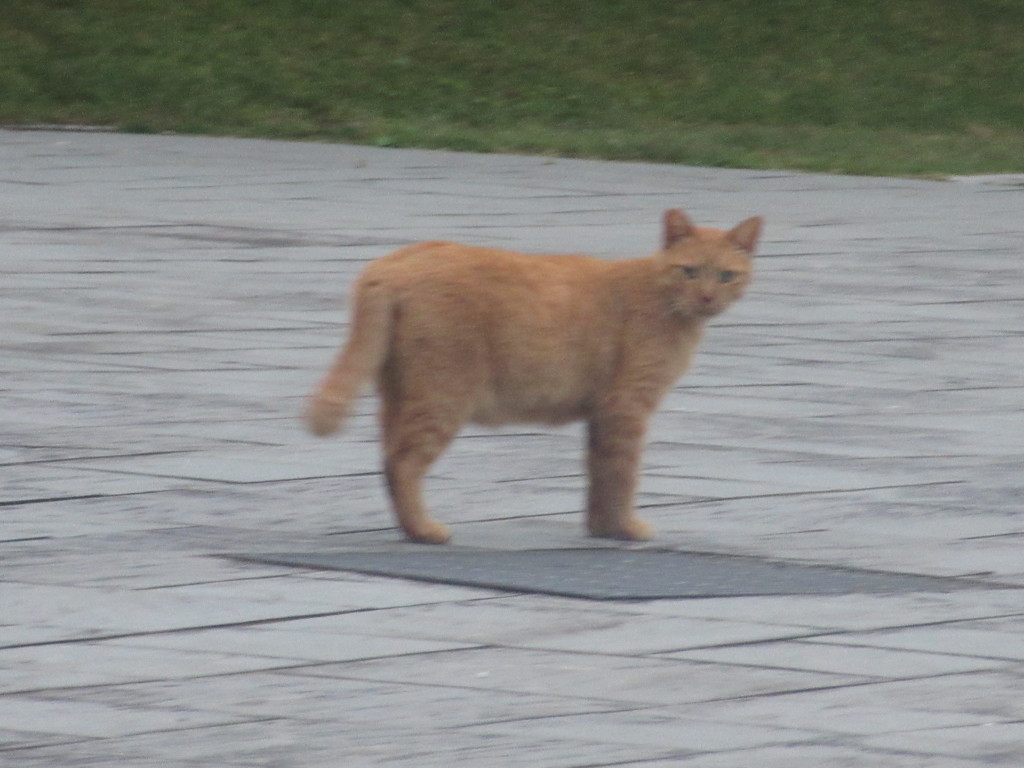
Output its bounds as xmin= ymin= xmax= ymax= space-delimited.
xmin=379 ymin=376 xmax=470 ymax=544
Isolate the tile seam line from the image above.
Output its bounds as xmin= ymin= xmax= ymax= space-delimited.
xmin=451 ymin=688 xmax=1012 ymax=742
xmin=0 ymin=490 xmax=163 ymax=509
xmin=798 ymin=636 xmax=1024 ymax=664
xmin=0 ymin=449 xmax=194 ymax=469
xmin=645 ymin=609 xmax=1024 ymax=656
xmin=284 ymin=665 xmax=650 ymax=711
xmin=0 ymin=596 xmax=507 ymax=652
xmin=0 ymin=737 xmax=99 ymax=756
xmin=0 ymin=715 xmax=286 ymax=746
xmin=0 ymin=646 xmax=491 ymax=699
xmin=636 ymin=479 xmax=966 ymax=509
xmin=49 ymin=465 xmax=382 ymax=485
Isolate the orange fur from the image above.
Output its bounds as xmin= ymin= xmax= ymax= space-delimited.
xmin=306 ymin=209 xmax=762 ymax=543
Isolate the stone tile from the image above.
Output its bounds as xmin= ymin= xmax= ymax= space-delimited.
xmin=289 ymin=645 xmax=865 ymax=706
xmin=671 ymin=686 xmax=989 ymax=736
xmin=645 ymin=744 xmax=990 ymax=767
xmin=4 ymin=719 xmax=672 ymax=768
xmin=666 ymin=639 xmax=1008 ymax=677
xmin=0 ymin=696 xmax=253 ymax=739
xmin=510 ymin=614 xmax=814 ymax=654
xmin=636 ymin=591 xmax=1024 ymax=632
xmin=463 ymin=708 xmax=820 ymax=752
xmin=3 ymin=580 xmax=335 ymax=636
xmin=3 ymin=571 xmax=500 ymax=639
xmin=4 ymin=128 xmax=1024 ymax=766
xmin=864 ymin=722 xmax=1024 ymax=763
xmin=28 ymin=669 xmax=621 ymax=729
xmin=0 ymin=465 xmax=182 ymax=505
xmin=0 ymin=727 xmax=82 ymax=752
xmin=807 ymin=622 xmax=1024 ymax=662
xmin=0 ymin=643 xmax=299 ymax=694
xmin=103 ymin=627 xmax=479 ymax=663
xmin=817 ymin=668 xmax=1024 ymax=721
xmin=245 ymin=594 xmax=647 ymax=648
xmin=2 ymin=550 xmax=296 ymax=589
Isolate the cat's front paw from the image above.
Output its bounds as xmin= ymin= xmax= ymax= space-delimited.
xmin=588 ymin=516 xmax=654 ymax=542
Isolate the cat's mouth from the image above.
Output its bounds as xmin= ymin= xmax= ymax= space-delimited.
xmin=673 ymin=298 xmax=724 ymax=318
xmin=684 ymin=296 xmax=724 ymax=317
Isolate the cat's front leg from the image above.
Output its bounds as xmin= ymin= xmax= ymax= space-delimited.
xmin=585 ymin=411 xmax=654 ymax=541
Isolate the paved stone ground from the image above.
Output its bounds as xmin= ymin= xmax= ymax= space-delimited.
xmin=2 ymin=128 xmax=1023 ymax=766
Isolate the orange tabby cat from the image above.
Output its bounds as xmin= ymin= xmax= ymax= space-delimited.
xmin=306 ymin=209 xmax=762 ymax=544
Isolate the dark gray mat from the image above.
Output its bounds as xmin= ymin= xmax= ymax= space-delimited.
xmin=235 ymin=549 xmax=1005 ymax=600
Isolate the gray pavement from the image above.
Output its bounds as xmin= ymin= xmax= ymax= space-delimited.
xmin=2 ymin=127 xmax=1023 ymax=766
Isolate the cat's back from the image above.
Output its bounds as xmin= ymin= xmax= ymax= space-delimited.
xmin=363 ymin=240 xmax=607 ymax=290
xmin=360 ymin=241 xmax=628 ymax=425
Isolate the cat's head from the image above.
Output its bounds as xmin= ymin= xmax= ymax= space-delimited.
xmin=658 ymin=208 xmax=762 ymax=319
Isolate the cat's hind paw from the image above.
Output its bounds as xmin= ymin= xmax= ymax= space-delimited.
xmin=403 ymin=520 xmax=452 ymax=545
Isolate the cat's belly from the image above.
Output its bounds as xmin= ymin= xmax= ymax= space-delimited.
xmin=467 ymin=339 xmax=609 ymax=426
xmin=470 ymin=401 xmax=587 ymax=427
xmin=469 ymin=380 xmax=592 ymax=427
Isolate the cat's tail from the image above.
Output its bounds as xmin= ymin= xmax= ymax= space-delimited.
xmin=305 ymin=277 xmax=393 ymax=437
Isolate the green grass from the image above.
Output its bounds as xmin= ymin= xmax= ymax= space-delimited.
xmin=3 ymin=0 xmax=1024 ymax=176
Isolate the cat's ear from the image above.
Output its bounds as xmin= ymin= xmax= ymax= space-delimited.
xmin=728 ymin=216 xmax=763 ymax=254
xmin=663 ymin=208 xmax=695 ymax=249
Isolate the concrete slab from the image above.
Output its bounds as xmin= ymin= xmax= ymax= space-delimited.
xmin=3 ymin=128 xmax=1024 ymax=766
xmin=666 ymin=639 xmax=1009 ymax=677
xmin=0 ymin=696 xmax=248 ymax=739
xmin=290 ymin=644 xmax=862 ymax=706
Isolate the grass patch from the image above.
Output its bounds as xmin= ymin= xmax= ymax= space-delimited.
xmin=2 ymin=0 xmax=1024 ymax=175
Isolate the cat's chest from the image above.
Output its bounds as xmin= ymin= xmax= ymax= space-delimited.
xmin=470 ymin=321 xmax=696 ymax=427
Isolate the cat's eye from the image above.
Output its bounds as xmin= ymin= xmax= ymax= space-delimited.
xmin=677 ymin=266 xmax=700 ymax=279
xmin=718 ymin=270 xmax=738 ymax=283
